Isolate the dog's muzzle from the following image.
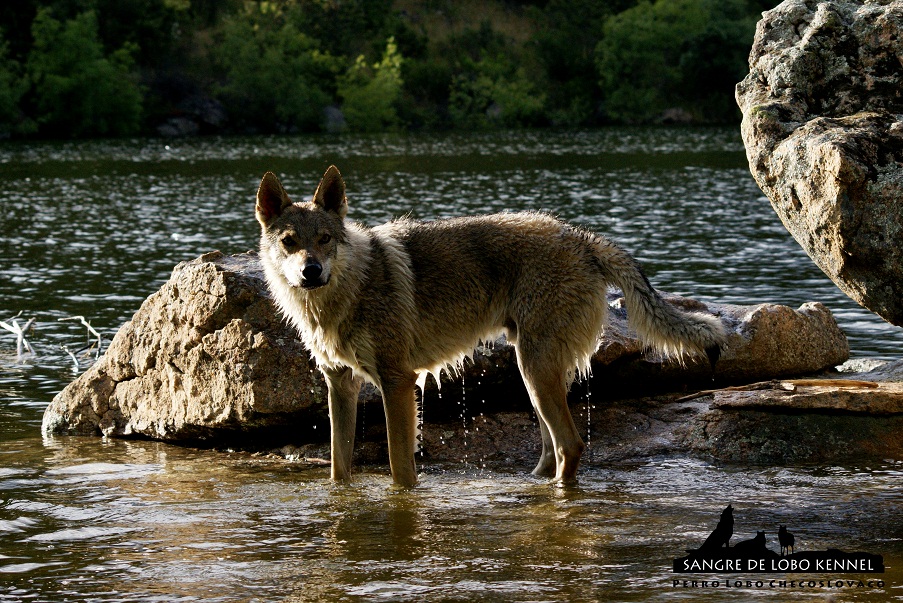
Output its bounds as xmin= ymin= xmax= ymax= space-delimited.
xmin=300 ymin=261 xmax=329 ymax=290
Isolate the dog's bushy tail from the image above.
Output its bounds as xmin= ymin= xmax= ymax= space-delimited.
xmin=592 ymin=236 xmax=727 ymax=365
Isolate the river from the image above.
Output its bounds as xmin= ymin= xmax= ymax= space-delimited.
xmin=1 ymin=128 xmax=900 ymax=601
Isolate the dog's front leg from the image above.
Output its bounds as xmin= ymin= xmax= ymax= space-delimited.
xmin=379 ymin=370 xmax=419 ymax=488
xmin=324 ymin=366 xmax=363 ymax=482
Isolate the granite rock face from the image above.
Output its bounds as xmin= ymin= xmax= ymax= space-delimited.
xmin=43 ymin=252 xmax=850 ymax=445
xmin=736 ymin=0 xmax=903 ymax=326
xmin=42 ymin=252 xmax=328 ymax=441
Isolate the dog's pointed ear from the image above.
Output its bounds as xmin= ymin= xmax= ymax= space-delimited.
xmin=312 ymin=165 xmax=347 ymax=219
xmin=256 ymin=172 xmax=292 ymax=227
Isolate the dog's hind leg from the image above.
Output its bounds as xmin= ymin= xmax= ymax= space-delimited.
xmin=380 ymin=370 xmax=419 ymax=488
xmin=324 ymin=366 xmax=363 ymax=482
xmin=516 ymin=348 xmax=585 ymax=483
xmin=531 ymin=414 xmax=556 ymax=478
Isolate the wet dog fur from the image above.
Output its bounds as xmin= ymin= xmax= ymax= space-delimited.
xmin=255 ymin=166 xmax=727 ymax=487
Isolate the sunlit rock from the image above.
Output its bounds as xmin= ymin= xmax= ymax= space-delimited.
xmin=42 ymin=252 xmax=330 ymax=442
xmin=592 ymin=294 xmax=849 ymax=392
xmin=736 ymin=0 xmax=903 ymax=326
xmin=678 ymin=360 xmax=903 ymax=463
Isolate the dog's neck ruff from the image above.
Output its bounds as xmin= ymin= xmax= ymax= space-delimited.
xmin=264 ymin=223 xmax=373 ymax=373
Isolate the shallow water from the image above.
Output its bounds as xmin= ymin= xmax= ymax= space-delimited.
xmin=1 ymin=438 xmax=900 ymax=602
xmin=1 ymin=128 xmax=902 ymax=601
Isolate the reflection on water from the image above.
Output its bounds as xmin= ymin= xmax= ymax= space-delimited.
xmin=1 ymin=128 xmax=902 ymax=601
xmin=1 ymin=437 xmax=900 ymax=602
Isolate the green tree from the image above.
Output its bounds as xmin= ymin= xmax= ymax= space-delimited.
xmin=338 ymin=36 xmax=403 ymax=132
xmin=215 ymin=6 xmax=338 ymax=132
xmin=596 ymin=0 xmax=756 ymax=123
xmin=529 ymin=0 xmax=632 ymax=126
xmin=0 ymin=37 xmax=29 ymax=136
xmin=282 ymin=0 xmax=394 ymax=59
xmin=448 ymin=64 xmax=545 ymax=129
xmin=445 ymin=22 xmax=545 ymax=129
xmin=27 ymin=9 xmax=143 ymax=137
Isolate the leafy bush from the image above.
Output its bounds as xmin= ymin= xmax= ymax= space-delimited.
xmin=448 ymin=67 xmax=545 ymax=129
xmin=0 ymin=38 xmax=29 ymax=136
xmin=595 ymin=0 xmax=756 ymax=123
xmin=26 ymin=9 xmax=144 ymax=137
xmin=214 ymin=6 xmax=339 ymax=133
xmin=338 ymin=37 xmax=404 ymax=132
xmin=445 ymin=23 xmax=545 ymax=129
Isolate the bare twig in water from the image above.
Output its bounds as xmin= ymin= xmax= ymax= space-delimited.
xmin=60 ymin=345 xmax=79 ymax=372
xmin=58 ymin=316 xmax=102 ymax=358
xmin=0 ymin=313 xmax=36 ymax=360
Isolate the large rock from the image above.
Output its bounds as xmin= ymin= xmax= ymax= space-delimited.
xmin=287 ymin=369 xmax=903 ymax=468
xmin=595 ymin=296 xmax=849 ymax=393
xmin=43 ymin=252 xmax=849 ymax=445
xmin=736 ymin=0 xmax=903 ymax=326
xmin=42 ymin=252 xmax=329 ymax=441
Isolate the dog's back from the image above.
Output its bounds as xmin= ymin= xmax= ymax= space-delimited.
xmin=376 ymin=212 xmax=613 ymax=382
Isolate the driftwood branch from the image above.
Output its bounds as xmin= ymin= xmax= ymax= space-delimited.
xmin=675 ymin=379 xmax=881 ymax=403
xmin=60 ymin=345 xmax=79 ymax=372
xmin=0 ymin=313 xmax=35 ymax=360
xmin=58 ymin=316 xmax=103 ymax=359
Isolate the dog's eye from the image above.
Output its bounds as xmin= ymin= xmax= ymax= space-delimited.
xmin=319 ymin=234 xmax=332 ymax=245
xmin=281 ymin=235 xmax=298 ymax=249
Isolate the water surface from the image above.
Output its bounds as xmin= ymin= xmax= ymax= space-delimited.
xmin=2 ymin=438 xmax=900 ymax=602
xmin=1 ymin=129 xmax=901 ymax=601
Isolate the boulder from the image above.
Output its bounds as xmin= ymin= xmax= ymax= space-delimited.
xmin=43 ymin=252 xmax=850 ymax=448
xmin=42 ymin=252 xmax=329 ymax=442
xmin=156 ymin=117 xmax=199 ymax=138
xmin=593 ymin=296 xmax=849 ymax=394
xmin=736 ymin=0 xmax=903 ymax=326
xmin=416 ymin=364 xmax=903 ymax=468
xmin=285 ymin=375 xmax=903 ymax=469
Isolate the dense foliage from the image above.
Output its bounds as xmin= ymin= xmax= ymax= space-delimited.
xmin=0 ymin=0 xmax=774 ymax=138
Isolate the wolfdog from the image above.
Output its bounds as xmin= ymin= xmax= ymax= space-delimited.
xmin=256 ymin=166 xmax=726 ymax=487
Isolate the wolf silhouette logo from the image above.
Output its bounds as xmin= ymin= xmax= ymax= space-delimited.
xmin=779 ymin=525 xmax=795 ymax=556
xmin=674 ymin=507 xmax=884 ymax=575
xmin=697 ymin=504 xmax=733 ymax=551
xmin=733 ymin=531 xmax=769 ymax=555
